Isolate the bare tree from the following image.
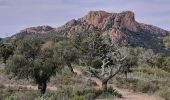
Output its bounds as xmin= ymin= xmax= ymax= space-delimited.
xmin=72 ymin=31 xmax=126 ymax=89
xmin=89 ymin=49 xmax=126 ymax=89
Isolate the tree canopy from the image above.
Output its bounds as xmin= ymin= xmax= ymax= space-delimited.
xmin=6 ymin=37 xmax=61 ymax=95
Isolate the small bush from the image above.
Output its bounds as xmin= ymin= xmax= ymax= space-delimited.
xmin=72 ymin=87 xmax=122 ymax=99
xmin=133 ymin=80 xmax=159 ymax=93
xmin=115 ymin=77 xmax=159 ymax=93
xmin=159 ymin=88 xmax=170 ymax=100
xmin=135 ymin=80 xmax=150 ymax=93
xmin=71 ymin=96 xmax=85 ymax=100
xmin=91 ymin=59 xmax=103 ymax=69
xmin=34 ymin=88 xmax=121 ymax=100
xmin=133 ymin=67 xmax=170 ymax=78
xmin=4 ymin=96 xmax=20 ymax=100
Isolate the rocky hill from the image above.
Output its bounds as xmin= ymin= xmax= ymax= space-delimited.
xmin=10 ymin=25 xmax=54 ymax=39
xmin=10 ymin=10 xmax=169 ymax=52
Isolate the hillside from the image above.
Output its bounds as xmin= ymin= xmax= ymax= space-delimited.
xmin=1 ymin=10 xmax=170 ymax=100
xmin=10 ymin=10 xmax=169 ymax=52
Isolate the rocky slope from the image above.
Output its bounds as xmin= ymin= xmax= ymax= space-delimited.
xmin=11 ymin=10 xmax=169 ymax=52
xmin=11 ymin=25 xmax=54 ymax=39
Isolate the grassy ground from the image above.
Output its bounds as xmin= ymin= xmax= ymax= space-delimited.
xmin=0 ymin=64 xmax=169 ymax=100
xmin=0 ymin=66 xmax=121 ymax=100
xmin=111 ymin=67 xmax=170 ymax=100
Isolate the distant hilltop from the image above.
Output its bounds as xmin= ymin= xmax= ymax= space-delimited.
xmin=10 ymin=10 xmax=169 ymax=52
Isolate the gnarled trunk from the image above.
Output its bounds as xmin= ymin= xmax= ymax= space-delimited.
xmin=125 ymin=71 xmax=128 ymax=81
xmin=102 ymin=80 xmax=108 ymax=90
xmin=66 ymin=62 xmax=74 ymax=73
xmin=38 ymin=81 xmax=47 ymax=96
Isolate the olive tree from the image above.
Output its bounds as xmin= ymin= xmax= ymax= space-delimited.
xmin=71 ymin=30 xmax=108 ymax=65
xmin=73 ymin=31 xmax=126 ymax=89
xmin=89 ymin=50 xmax=126 ymax=89
xmin=6 ymin=37 xmax=61 ymax=95
xmin=53 ymin=40 xmax=79 ymax=73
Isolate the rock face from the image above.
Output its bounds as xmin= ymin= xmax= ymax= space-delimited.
xmin=20 ymin=25 xmax=54 ymax=34
xmin=81 ymin=11 xmax=111 ymax=27
xmin=55 ymin=10 xmax=168 ymax=36
xmin=11 ymin=10 xmax=169 ymax=52
xmin=55 ymin=11 xmax=169 ymax=50
xmin=11 ymin=25 xmax=55 ymax=39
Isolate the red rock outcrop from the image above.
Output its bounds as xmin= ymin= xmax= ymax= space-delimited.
xmin=20 ymin=25 xmax=54 ymax=34
xmin=81 ymin=11 xmax=111 ymax=27
xmin=12 ymin=10 xmax=169 ymax=51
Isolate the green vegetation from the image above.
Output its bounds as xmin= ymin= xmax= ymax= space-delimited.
xmin=158 ymin=88 xmax=170 ymax=100
xmin=53 ymin=40 xmax=79 ymax=73
xmin=133 ymin=67 xmax=170 ymax=78
xmin=0 ymin=42 xmax=14 ymax=64
xmin=34 ymin=87 xmax=121 ymax=100
xmin=163 ymin=36 xmax=170 ymax=49
xmin=91 ymin=59 xmax=103 ymax=69
xmin=6 ymin=37 xmax=62 ymax=95
xmin=1 ymin=31 xmax=170 ymax=99
xmin=0 ymin=83 xmax=38 ymax=100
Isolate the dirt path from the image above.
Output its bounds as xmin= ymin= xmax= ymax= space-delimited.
xmin=4 ymin=84 xmax=58 ymax=91
xmin=2 ymin=69 xmax=164 ymax=100
xmin=73 ymin=69 xmax=164 ymax=100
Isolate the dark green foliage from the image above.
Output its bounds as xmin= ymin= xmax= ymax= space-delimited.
xmin=53 ymin=40 xmax=79 ymax=63
xmin=15 ymin=37 xmax=43 ymax=59
xmin=161 ymin=57 xmax=170 ymax=73
xmin=6 ymin=55 xmax=31 ymax=78
xmin=53 ymin=40 xmax=80 ymax=72
xmin=6 ymin=37 xmax=61 ymax=95
xmin=91 ymin=59 xmax=103 ymax=69
xmin=122 ymin=57 xmax=137 ymax=72
xmin=154 ymin=55 xmax=166 ymax=68
xmin=0 ymin=43 xmax=14 ymax=63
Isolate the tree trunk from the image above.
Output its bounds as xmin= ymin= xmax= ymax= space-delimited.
xmin=102 ymin=80 xmax=108 ymax=90
xmin=67 ymin=62 xmax=74 ymax=73
xmin=38 ymin=81 xmax=47 ymax=96
xmin=101 ymin=65 xmax=105 ymax=76
xmin=125 ymin=71 xmax=128 ymax=81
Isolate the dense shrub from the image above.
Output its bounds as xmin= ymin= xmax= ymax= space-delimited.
xmin=91 ymin=59 xmax=103 ymax=69
xmin=133 ymin=67 xmax=170 ymax=78
xmin=0 ymin=85 xmax=38 ymax=100
xmin=115 ymin=77 xmax=159 ymax=93
xmin=34 ymin=88 xmax=122 ymax=100
xmin=158 ymin=88 xmax=170 ymax=100
xmin=134 ymin=80 xmax=159 ymax=93
xmin=162 ymin=66 xmax=170 ymax=73
xmin=4 ymin=96 xmax=19 ymax=100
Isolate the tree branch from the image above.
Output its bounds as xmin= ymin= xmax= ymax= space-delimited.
xmin=89 ymin=67 xmax=102 ymax=80
xmin=107 ymin=64 xmax=123 ymax=81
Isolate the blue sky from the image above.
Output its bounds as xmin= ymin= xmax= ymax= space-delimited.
xmin=0 ymin=0 xmax=170 ymax=37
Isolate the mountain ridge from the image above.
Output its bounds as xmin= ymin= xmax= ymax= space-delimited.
xmin=9 ymin=10 xmax=170 ymax=52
